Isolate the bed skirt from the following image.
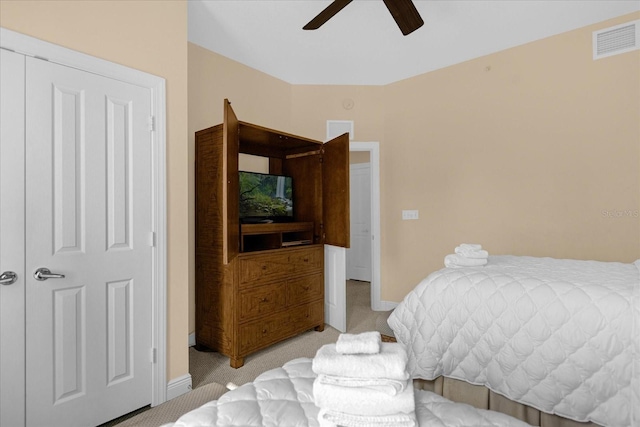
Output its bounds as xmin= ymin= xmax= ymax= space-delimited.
xmin=413 ymin=377 xmax=602 ymax=427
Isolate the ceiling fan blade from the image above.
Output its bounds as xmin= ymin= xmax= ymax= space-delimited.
xmin=303 ymin=0 xmax=353 ymax=30
xmin=382 ymin=0 xmax=424 ymax=35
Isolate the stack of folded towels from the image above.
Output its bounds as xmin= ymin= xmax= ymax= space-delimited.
xmin=444 ymin=243 xmax=489 ymax=268
xmin=312 ymin=331 xmax=416 ymax=427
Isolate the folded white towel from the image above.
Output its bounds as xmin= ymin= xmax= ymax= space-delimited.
xmin=314 ymin=378 xmax=415 ymax=416
xmin=444 ymin=254 xmax=488 ymax=268
xmin=454 ymin=246 xmax=489 ymax=259
xmin=317 ymin=374 xmax=407 ymax=395
xmin=312 ymin=343 xmax=409 ymax=380
xmin=458 ymin=243 xmax=482 ymax=251
xmin=318 ymin=408 xmax=417 ymax=427
xmin=336 ymin=331 xmax=381 ymax=354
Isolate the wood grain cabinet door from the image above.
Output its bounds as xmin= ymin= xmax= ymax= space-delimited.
xmin=223 ymin=99 xmax=239 ymax=264
xmin=322 ymin=133 xmax=350 ymax=248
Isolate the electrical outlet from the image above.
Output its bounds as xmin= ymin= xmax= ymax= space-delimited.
xmin=402 ymin=210 xmax=419 ymax=220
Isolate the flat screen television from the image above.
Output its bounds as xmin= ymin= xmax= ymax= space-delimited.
xmin=239 ymin=171 xmax=293 ymax=223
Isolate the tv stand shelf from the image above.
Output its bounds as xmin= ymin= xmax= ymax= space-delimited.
xmin=241 ymin=222 xmax=314 ymax=252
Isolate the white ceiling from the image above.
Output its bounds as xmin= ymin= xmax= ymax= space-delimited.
xmin=188 ymin=0 xmax=640 ymax=85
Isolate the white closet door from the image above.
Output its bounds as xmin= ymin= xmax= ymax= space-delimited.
xmin=0 ymin=48 xmax=27 ymax=427
xmin=25 ymin=57 xmax=154 ymax=427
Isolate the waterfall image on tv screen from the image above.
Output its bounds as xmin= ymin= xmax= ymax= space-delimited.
xmin=239 ymin=171 xmax=293 ymax=222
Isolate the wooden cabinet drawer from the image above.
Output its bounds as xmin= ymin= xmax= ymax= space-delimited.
xmin=238 ymin=246 xmax=322 ymax=285
xmin=238 ymin=302 xmax=323 ymax=354
xmin=238 ymin=316 xmax=282 ymax=354
xmin=287 ymin=273 xmax=323 ymax=306
xmin=239 ymin=282 xmax=286 ymax=321
xmin=285 ymin=303 xmax=323 ymax=330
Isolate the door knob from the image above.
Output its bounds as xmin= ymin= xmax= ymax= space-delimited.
xmin=34 ymin=267 xmax=65 ymax=281
xmin=0 ymin=271 xmax=18 ymax=286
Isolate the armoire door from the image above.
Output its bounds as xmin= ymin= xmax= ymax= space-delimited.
xmin=223 ymin=99 xmax=240 ymax=264
xmin=321 ymin=132 xmax=350 ymax=332
xmin=322 ymin=132 xmax=350 ymax=248
xmin=1 ymin=50 xmax=155 ymax=427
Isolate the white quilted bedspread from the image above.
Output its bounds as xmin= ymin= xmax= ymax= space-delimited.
xmin=167 ymin=358 xmax=529 ymax=427
xmin=388 ymin=256 xmax=640 ymax=427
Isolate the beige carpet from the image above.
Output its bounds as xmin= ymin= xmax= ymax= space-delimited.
xmin=111 ymin=383 xmax=228 ymax=427
xmin=107 ymin=280 xmax=393 ymax=426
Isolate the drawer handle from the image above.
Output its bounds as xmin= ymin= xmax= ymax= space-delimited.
xmin=261 ymin=297 xmax=269 ymax=303
xmin=303 ymin=286 xmax=310 ymax=291
xmin=262 ymin=265 xmax=267 ymax=270
xmin=303 ymin=258 xmax=309 ymax=262
xmin=262 ymin=329 xmax=268 ymax=334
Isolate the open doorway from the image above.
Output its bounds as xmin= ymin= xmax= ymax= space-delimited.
xmin=347 ymin=161 xmax=372 ymax=282
xmin=323 ymin=141 xmax=382 ymax=333
xmin=348 ymin=142 xmax=382 ymax=311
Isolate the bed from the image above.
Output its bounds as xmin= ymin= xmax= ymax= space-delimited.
xmin=165 ymin=357 xmax=532 ymax=427
xmin=388 ymin=255 xmax=640 ymax=427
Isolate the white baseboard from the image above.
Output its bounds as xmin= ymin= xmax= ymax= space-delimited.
xmin=188 ymin=332 xmax=195 ymax=347
xmin=166 ymin=373 xmax=192 ymax=401
xmin=377 ymin=300 xmax=398 ymax=311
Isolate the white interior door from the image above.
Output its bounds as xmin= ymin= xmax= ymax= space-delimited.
xmin=24 ymin=56 xmax=153 ymax=427
xmin=0 ymin=48 xmax=27 ymax=427
xmin=346 ymin=163 xmax=371 ymax=282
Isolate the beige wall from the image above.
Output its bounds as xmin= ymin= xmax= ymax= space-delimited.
xmin=188 ymin=43 xmax=292 ymax=133
xmin=380 ymin=12 xmax=639 ymax=300
xmin=290 ymin=86 xmax=386 ymax=143
xmin=350 ymin=151 xmax=371 ymax=164
xmin=0 ymin=0 xmax=190 ymax=381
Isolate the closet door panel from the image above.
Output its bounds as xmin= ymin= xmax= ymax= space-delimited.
xmin=0 ymin=48 xmax=26 ymax=427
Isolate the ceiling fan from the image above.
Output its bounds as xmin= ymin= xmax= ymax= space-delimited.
xmin=303 ymin=0 xmax=424 ymax=36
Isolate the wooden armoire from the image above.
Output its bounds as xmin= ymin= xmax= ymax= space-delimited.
xmin=195 ymin=99 xmax=350 ymax=368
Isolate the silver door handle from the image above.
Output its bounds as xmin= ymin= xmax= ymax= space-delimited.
xmin=34 ymin=268 xmax=65 ymax=281
xmin=0 ymin=271 xmax=18 ymax=286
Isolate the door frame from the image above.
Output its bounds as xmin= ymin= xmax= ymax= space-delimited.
xmin=0 ymin=27 xmax=168 ymax=407
xmin=349 ymin=142 xmax=384 ymax=310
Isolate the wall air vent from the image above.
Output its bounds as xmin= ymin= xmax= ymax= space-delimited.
xmin=593 ymin=20 xmax=639 ymax=60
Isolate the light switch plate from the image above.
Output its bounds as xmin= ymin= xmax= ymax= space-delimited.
xmin=402 ymin=210 xmax=419 ymax=220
